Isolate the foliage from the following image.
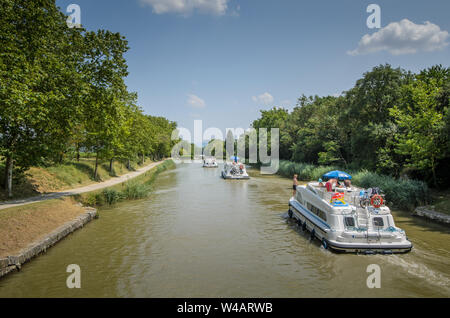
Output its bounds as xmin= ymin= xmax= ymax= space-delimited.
xmin=278 ymin=160 xmax=429 ymax=210
xmin=352 ymin=170 xmax=430 ymax=210
xmin=0 ymin=1 xmax=177 ymax=197
xmin=250 ymin=64 xmax=450 ymax=188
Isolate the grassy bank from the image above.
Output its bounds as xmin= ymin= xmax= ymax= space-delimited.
xmin=428 ymin=189 xmax=450 ymax=215
xmin=0 ymin=197 xmax=86 ymax=258
xmin=75 ymin=159 xmax=175 ymax=207
xmin=0 ymin=160 xmax=174 ymax=258
xmin=276 ymin=160 xmax=430 ymax=211
xmin=0 ymin=157 xmax=153 ymax=201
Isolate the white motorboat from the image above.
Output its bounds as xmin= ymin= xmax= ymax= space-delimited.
xmin=221 ymin=161 xmax=250 ymax=179
xmin=203 ymin=157 xmax=218 ymax=168
xmin=288 ymin=180 xmax=412 ymax=254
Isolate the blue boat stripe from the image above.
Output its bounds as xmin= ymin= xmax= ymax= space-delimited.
xmin=290 ymin=200 xmax=331 ymax=230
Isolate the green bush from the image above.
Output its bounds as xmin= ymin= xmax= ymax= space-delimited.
xmin=76 ymin=160 xmax=175 ymax=206
xmin=352 ymin=170 xmax=429 ymax=210
xmin=278 ymin=160 xmax=430 ymax=211
xmin=278 ymin=160 xmax=339 ymax=181
xmin=121 ymin=181 xmax=151 ymax=200
xmin=84 ymin=192 xmax=105 ymax=206
xmin=102 ymin=189 xmax=123 ymax=205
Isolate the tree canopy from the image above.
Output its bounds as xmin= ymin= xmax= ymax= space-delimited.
xmin=251 ymin=64 xmax=450 ymax=188
xmin=0 ymin=0 xmax=177 ymax=197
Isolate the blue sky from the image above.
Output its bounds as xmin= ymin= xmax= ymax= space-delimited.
xmin=56 ymin=0 xmax=450 ymax=139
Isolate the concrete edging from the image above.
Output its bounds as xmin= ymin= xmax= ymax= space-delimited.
xmin=0 ymin=207 xmax=97 ymax=278
xmin=413 ymin=206 xmax=450 ymax=225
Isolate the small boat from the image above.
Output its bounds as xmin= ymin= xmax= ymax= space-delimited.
xmin=288 ymin=172 xmax=412 ymax=254
xmin=203 ymin=157 xmax=218 ymax=168
xmin=221 ymin=157 xmax=249 ymax=179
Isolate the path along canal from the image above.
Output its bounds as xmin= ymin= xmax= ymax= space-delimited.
xmin=0 ymin=164 xmax=449 ymax=297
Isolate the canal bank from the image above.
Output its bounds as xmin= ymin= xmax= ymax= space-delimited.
xmin=0 ymin=206 xmax=97 ymax=278
xmin=0 ymin=163 xmax=448 ymax=297
xmin=0 ymin=160 xmax=173 ymax=279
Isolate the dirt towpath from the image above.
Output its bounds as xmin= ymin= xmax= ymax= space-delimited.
xmin=0 ymin=160 xmax=167 ymax=211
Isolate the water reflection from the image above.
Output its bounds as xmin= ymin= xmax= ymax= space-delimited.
xmin=0 ymin=164 xmax=449 ymax=297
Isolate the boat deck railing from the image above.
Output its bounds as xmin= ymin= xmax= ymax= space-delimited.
xmin=309 ymin=182 xmax=362 ymax=207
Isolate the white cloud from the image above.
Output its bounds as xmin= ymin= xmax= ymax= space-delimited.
xmin=187 ymin=94 xmax=206 ymax=108
xmin=279 ymin=99 xmax=291 ymax=107
xmin=252 ymin=92 xmax=274 ymax=105
xmin=140 ymin=0 xmax=229 ymax=16
xmin=348 ymin=19 xmax=449 ymax=56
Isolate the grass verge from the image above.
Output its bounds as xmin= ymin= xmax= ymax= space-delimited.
xmin=0 ymin=197 xmax=86 ymax=258
xmin=74 ymin=160 xmax=175 ymax=207
xmin=0 ymin=157 xmax=154 ymax=201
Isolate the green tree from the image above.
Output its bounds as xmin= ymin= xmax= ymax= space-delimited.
xmin=79 ymin=30 xmax=129 ymax=179
xmin=390 ymin=79 xmax=446 ymax=187
xmin=0 ymin=0 xmax=82 ymax=196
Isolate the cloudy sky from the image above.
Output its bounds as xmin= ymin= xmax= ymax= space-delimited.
xmin=56 ymin=0 xmax=449 ymax=139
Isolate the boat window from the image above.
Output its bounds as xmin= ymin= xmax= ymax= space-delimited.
xmin=318 ymin=210 xmax=327 ymax=222
xmin=373 ymin=217 xmax=384 ymax=227
xmin=307 ymin=185 xmax=317 ymax=195
xmin=307 ymin=203 xmax=327 ymax=222
xmin=344 ymin=217 xmax=355 ymax=227
xmin=296 ymin=192 xmax=303 ymax=203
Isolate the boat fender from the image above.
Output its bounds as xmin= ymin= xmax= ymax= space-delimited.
xmin=322 ymin=239 xmax=328 ymax=249
xmin=288 ymin=210 xmax=293 ymax=218
xmin=302 ymin=222 xmax=307 ymax=231
xmin=310 ymin=228 xmax=315 ymax=241
xmin=297 ymin=218 xmax=302 ymax=226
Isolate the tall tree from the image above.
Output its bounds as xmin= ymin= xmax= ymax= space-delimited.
xmin=79 ymin=30 xmax=129 ymax=179
xmin=390 ymin=70 xmax=449 ymax=187
xmin=0 ymin=0 xmax=82 ymax=196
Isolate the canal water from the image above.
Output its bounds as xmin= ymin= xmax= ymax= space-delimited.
xmin=0 ymin=164 xmax=449 ymax=297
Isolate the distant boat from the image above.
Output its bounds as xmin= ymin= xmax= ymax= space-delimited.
xmin=203 ymin=156 xmax=218 ymax=168
xmin=221 ymin=159 xmax=250 ymax=179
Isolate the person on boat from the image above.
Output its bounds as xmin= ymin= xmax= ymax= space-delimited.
xmin=318 ymin=178 xmax=324 ymax=187
xmin=344 ymin=179 xmax=352 ymax=188
xmin=293 ymin=174 xmax=298 ymax=196
xmin=325 ymin=180 xmax=333 ymax=192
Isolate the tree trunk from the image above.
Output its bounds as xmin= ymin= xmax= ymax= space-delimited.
xmin=142 ymin=154 xmax=145 ymax=165
xmin=431 ymin=159 xmax=438 ymax=189
xmin=94 ymin=152 xmax=99 ymax=180
xmin=109 ymin=158 xmax=113 ymax=172
xmin=127 ymin=159 xmax=131 ymax=170
xmin=5 ymin=154 xmax=13 ymax=198
xmin=76 ymin=143 xmax=80 ymax=162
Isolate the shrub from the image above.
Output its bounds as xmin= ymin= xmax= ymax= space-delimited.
xmin=278 ymin=160 xmax=429 ymax=211
xmin=102 ymin=189 xmax=123 ymax=205
xmin=352 ymin=170 xmax=429 ymax=210
xmin=84 ymin=192 xmax=105 ymax=206
xmin=121 ymin=181 xmax=151 ymax=200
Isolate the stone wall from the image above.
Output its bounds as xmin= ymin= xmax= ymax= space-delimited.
xmin=0 ymin=208 xmax=97 ymax=278
xmin=413 ymin=206 xmax=450 ymax=225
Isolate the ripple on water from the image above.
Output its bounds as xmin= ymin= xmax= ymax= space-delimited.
xmin=0 ymin=164 xmax=449 ymax=297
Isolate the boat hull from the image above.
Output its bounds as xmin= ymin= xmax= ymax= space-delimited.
xmin=288 ymin=198 xmax=412 ymax=254
xmin=221 ymin=171 xmax=250 ymax=179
